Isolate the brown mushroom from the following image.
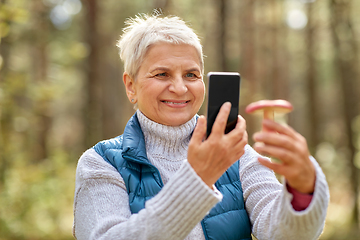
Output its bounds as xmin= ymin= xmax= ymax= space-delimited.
xmin=245 ymin=99 xmax=293 ymax=131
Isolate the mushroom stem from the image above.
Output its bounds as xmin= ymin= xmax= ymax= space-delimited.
xmin=263 ymin=109 xmax=274 ymax=132
xmin=263 ymin=109 xmax=274 ymax=121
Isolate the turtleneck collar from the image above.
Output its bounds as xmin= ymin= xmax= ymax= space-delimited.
xmin=136 ymin=110 xmax=197 ymax=161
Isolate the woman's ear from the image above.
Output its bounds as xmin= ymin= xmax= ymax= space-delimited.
xmin=123 ymin=72 xmax=137 ymax=104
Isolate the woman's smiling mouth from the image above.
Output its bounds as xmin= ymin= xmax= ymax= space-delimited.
xmin=161 ymin=100 xmax=190 ymax=107
xmin=162 ymin=100 xmax=190 ymax=104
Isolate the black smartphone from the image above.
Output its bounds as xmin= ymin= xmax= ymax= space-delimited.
xmin=206 ymin=72 xmax=241 ymax=138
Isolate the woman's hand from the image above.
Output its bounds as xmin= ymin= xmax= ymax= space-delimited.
xmin=188 ymin=102 xmax=248 ymax=188
xmin=253 ymin=119 xmax=316 ymax=194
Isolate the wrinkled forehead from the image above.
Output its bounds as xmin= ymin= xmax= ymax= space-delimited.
xmin=137 ymin=42 xmax=203 ymax=74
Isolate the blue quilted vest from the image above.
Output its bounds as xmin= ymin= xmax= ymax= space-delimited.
xmin=94 ymin=114 xmax=252 ymax=240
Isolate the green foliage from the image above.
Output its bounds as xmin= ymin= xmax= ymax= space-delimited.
xmin=0 ymin=150 xmax=75 ymax=240
xmin=0 ymin=1 xmax=29 ymax=40
xmin=0 ymin=1 xmax=82 ymax=239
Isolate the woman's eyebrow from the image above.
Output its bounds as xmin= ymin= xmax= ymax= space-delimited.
xmin=149 ymin=67 xmax=170 ymax=73
xmin=185 ymin=67 xmax=201 ymax=73
xmin=149 ymin=66 xmax=201 ymax=74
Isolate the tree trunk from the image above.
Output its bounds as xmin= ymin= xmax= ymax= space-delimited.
xmin=218 ymin=0 xmax=227 ymax=71
xmin=32 ymin=0 xmax=52 ymax=162
xmin=330 ymin=0 xmax=360 ymax=229
xmin=0 ymin=0 xmax=10 ymax=184
xmin=270 ymin=0 xmax=280 ymax=99
xmin=305 ymin=2 xmax=319 ymax=152
xmin=83 ymin=0 xmax=103 ymax=148
xmin=240 ymin=0 xmax=256 ymax=96
xmin=101 ymin=56 xmax=123 ymax=139
xmin=239 ymin=0 xmax=257 ymax=140
xmin=153 ymin=0 xmax=172 ymax=11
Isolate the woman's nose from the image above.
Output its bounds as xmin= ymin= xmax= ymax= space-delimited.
xmin=169 ymin=76 xmax=188 ymax=95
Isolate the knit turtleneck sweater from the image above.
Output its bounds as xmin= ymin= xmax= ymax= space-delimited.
xmin=137 ymin=110 xmax=196 ymax=185
xmin=73 ymin=111 xmax=330 ymax=240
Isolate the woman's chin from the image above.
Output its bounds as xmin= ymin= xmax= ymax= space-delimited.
xmin=162 ymin=115 xmax=194 ymax=126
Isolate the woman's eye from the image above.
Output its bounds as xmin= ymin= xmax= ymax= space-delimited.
xmin=156 ymin=72 xmax=167 ymax=77
xmin=185 ymin=73 xmax=195 ymax=78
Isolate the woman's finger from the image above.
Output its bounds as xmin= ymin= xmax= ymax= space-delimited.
xmin=258 ymin=157 xmax=287 ymax=175
xmin=190 ymin=115 xmax=206 ymax=145
xmin=233 ymin=131 xmax=248 ymax=157
xmin=262 ymin=119 xmax=297 ymax=139
xmin=227 ymin=115 xmax=246 ymax=139
xmin=209 ymin=102 xmax=231 ymax=137
xmin=253 ymin=143 xmax=296 ymax=164
xmin=253 ymin=131 xmax=296 ymax=152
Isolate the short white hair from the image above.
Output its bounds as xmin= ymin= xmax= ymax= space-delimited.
xmin=116 ymin=11 xmax=204 ymax=79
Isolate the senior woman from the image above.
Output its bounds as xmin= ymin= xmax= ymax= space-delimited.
xmin=73 ymin=13 xmax=329 ymax=240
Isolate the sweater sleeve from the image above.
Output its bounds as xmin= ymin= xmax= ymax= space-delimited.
xmin=240 ymin=145 xmax=329 ymax=240
xmin=73 ymin=149 xmax=221 ymax=240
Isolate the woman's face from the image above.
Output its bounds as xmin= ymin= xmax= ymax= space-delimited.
xmin=124 ymin=43 xmax=205 ymax=126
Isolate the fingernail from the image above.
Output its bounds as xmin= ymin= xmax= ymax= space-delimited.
xmin=254 ymin=142 xmax=265 ymax=150
xmin=253 ymin=133 xmax=262 ymax=141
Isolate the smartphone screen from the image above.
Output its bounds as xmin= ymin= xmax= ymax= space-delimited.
xmin=206 ymin=72 xmax=241 ymax=138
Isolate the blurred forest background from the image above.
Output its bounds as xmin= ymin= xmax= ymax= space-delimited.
xmin=0 ymin=0 xmax=359 ymax=239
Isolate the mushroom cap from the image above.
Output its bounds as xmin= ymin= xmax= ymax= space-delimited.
xmin=245 ymin=99 xmax=293 ymax=114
